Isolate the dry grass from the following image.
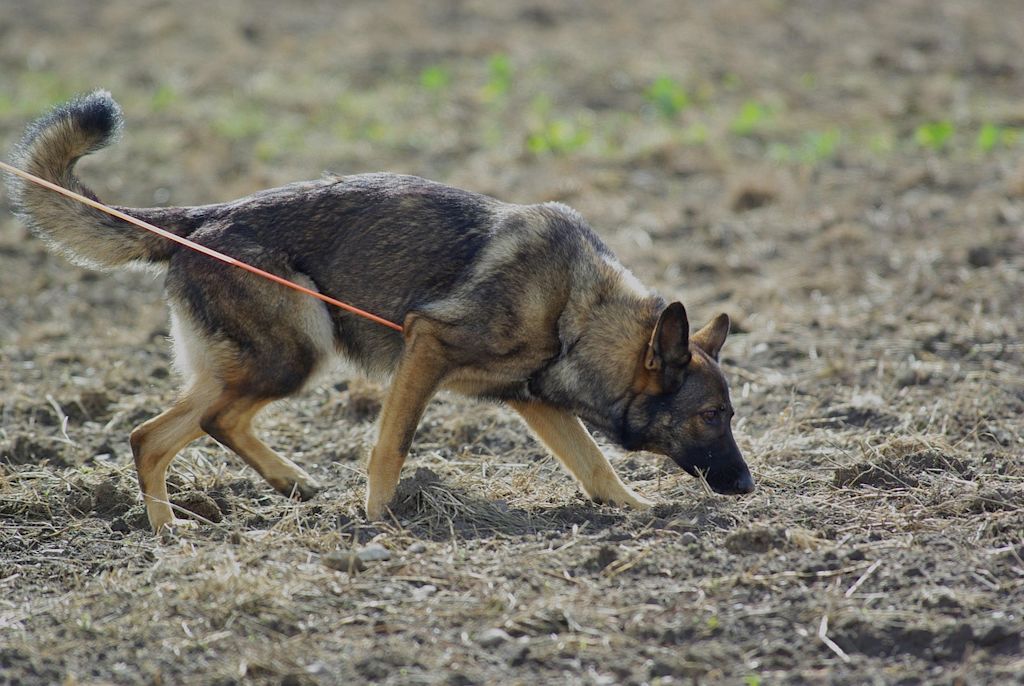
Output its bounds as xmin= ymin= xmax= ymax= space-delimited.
xmin=3 ymin=386 xmax=1021 ymax=683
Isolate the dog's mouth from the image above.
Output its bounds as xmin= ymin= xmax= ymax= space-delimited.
xmin=675 ymin=459 xmax=756 ymax=495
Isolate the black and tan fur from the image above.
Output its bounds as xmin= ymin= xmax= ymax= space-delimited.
xmin=6 ymin=92 xmax=754 ymax=532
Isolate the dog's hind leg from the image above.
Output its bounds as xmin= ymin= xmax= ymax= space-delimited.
xmin=365 ymin=316 xmax=451 ymax=519
xmin=164 ymin=253 xmax=336 ymax=513
xmin=200 ymin=392 xmax=321 ymax=501
xmin=509 ymin=401 xmax=653 ymax=509
xmin=130 ymin=380 xmax=219 ymax=532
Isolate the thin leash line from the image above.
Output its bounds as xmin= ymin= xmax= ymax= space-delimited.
xmin=0 ymin=160 xmax=404 ymax=332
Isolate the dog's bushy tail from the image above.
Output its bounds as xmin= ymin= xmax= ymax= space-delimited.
xmin=5 ymin=90 xmax=196 ymax=269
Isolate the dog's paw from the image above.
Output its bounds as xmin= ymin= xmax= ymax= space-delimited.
xmin=286 ymin=475 xmax=322 ymax=501
xmin=364 ymin=488 xmax=396 ymax=521
xmin=155 ymin=516 xmax=199 ymax=539
xmin=364 ymin=499 xmax=387 ymax=521
xmin=270 ymin=471 xmax=321 ymax=501
xmin=590 ymin=489 xmax=654 ymax=510
xmin=620 ymin=491 xmax=655 ymax=509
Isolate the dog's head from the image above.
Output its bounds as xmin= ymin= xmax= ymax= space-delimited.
xmin=620 ymin=302 xmax=754 ymax=495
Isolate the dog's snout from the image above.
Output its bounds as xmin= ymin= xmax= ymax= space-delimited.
xmin=732 ymin=469 xmax=755 ymax=494
xmin=707 ymin=463 xmax=755 ymax=495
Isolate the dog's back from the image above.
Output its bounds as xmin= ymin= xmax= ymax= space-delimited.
xmin=2 ymin=92 xmax=610 ymax=379
xmin=163 ymin=171 xmax=622 ymax=381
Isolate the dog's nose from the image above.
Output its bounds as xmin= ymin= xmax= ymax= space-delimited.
xmin=733 ymin=470 xmax=756 ymax=494
xmin=708 ymin=468 xmax=756 ymax=495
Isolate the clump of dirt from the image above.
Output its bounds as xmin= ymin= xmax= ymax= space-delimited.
xmin=92 ymin=477 xmax=135 ymax=516
xmin=70 ymin=475 xmax=135 ymax=518
xmin=588 ymin=545 xmax=619 ymax=571
xmin=341 ymin=380 xmax=384 ymax=423
xmin=66 ymin=390 xmax=113 ymax=423
xmin=110 ymin=504 xmax=150 ymax=532
xmin=833 ymin=614 xmax=1022 ymax=661
xmin=834 ymin=438 xmax=974 ymax=489
xmin=317 ymin=380 xmax=384 ymax=423
xmin=834 ymin=461 xmax=921 ymax=489
xmin=817 ymin=405 xmax=901 ymax=431
xmin=172 ymin=489 xmax=224 ymax=523
xmin=204 ymin=486 xmax=235 ymax=516
xmin=966 ymin=487 xmax=1020 ymax=514
xmin=832 ymin=615 xmax=973 ymax=660
xmin=878 ymin=437 xmax=971 ymax=470
xmin=724 ymin=525 xmax=824 ymax=553
xmin=729 ymin=179 xmax=779 ymax=212
xmin=390 ymin=466 xmax=531 ymax=537
xmin=967 ymin=244 xmax=998 ymax=268
xmin=1 ymin=434 xmax=72 ymax=467
xmin=392 ymin=466 xmax=444 ymax=507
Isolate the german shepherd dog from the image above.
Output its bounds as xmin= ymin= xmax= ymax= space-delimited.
xmin=6 ymin=91 xmax=754 ymax=532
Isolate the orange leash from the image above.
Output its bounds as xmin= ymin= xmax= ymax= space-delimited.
xmin=0 ymin=160 xmax=404 ymax=332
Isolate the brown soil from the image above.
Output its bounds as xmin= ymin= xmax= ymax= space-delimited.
xmin=2 ymin=1 xmax=1023 ymax=684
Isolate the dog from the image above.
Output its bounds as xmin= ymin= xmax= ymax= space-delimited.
xmin=6 ymin=91 xmax=755 ymax=532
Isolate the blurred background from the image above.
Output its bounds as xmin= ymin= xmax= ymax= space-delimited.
xmin=4 ymin=1 xmax=1022 ymax=205
xmin=3 ymin=0 xmax=1022 ymax=440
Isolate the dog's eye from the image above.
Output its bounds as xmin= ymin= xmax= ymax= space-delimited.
xmin=700 ymin=409 xmax=720 ymax=424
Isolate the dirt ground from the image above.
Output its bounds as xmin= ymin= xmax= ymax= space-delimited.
xmin=2 ymin=1 xmax=1023 ymax=684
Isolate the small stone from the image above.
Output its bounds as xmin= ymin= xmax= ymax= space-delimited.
xmin=357 ymin=544 xmax=392 ymax=563
xmin=408 ymin=542 xmax=427 ymax=554
xmin=323 ymin=550 xmax=366 ymax=573
xmin=922 ymin=587 xmax=961 ymax=611
xmin=649 ymin=660 xmax=675 ymax=678
xmin=590 ymin=545 xmax=618 ymax=571
xmin=477 ymin=628 xmax=512 ymax=648
xmin=680 ymin=532 xmax=699 ymax=545
xmin=967 ymin=245 xmax=996 ymax=268
xmin=110 ymin=504 xmax=150 ymax=533
xmin=411 ymin=584 xmax=437 ymax=601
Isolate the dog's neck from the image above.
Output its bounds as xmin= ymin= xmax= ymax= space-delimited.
xmin=529 ymin=263 xmax=663 ymax=441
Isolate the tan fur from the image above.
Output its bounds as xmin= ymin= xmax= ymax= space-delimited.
xmin=509 ymin=401 xmax=651 ymax=508
xmin=130 ymin=381 xmax=216 ymax=531
xmin=365 ymin=316 xmax=451 ymax=519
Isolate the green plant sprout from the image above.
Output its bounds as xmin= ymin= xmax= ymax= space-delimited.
xmin=420 ymin=65 xmax=451 ymax=92
xmin=914 ymin=121 xmax=954 ymax=150
xmin=801 ymin=128 xmax=841 ymax=162
xmin=680 ymin=121 xmax=709 ymax=145
xmin=150 ymin=85 xmax=179 ymax=112
xmin=526 ymin=118 xmax=590 ymax=155
xmin=976 ymin=122 xmax=1021 ymax=152
xmin=212 ymin=105 xmax=267 ymax=141
xmin=526 ymin=95 xmax=590 ymax=155
xmin=481 ymin=53 xmax=513 ymax=102
xmin=646 ymin=76 xmax=690 ymax=119
xmin=731 ymin=100 xmax=772 ymax=136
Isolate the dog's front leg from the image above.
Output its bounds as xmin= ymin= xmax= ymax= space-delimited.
xmin=365 ymin=318 xmax=450 ymax=520
xmin=509 ymin=400 xmax=653 ymax=509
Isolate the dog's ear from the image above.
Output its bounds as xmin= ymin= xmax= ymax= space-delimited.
xmin=692 ymin=313 xmax=730 ymax=361
xmin=644 ymin=302 xmax=691 ymax=390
